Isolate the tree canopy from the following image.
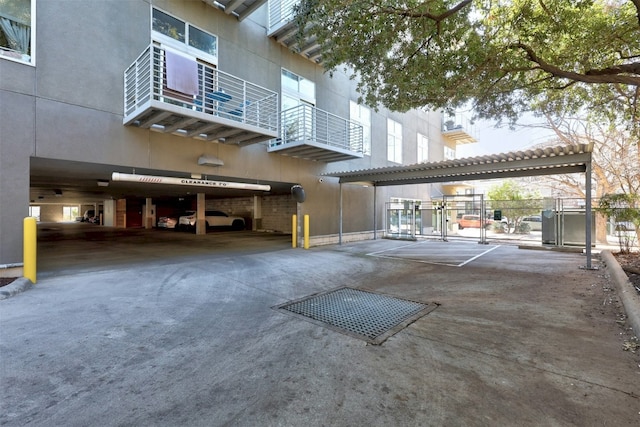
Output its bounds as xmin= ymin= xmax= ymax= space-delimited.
xmin=295 ymin=0 xmax=640 ymax=132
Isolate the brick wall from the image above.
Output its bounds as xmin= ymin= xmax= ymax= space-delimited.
xmin=260 ymin=195 xmax=295 ymax=233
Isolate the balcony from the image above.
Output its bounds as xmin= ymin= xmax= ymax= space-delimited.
xmin=268 ymin=0 xmax=322 ymax=64
xmin=441 ymin=112 xmax=478 ymax=144
xmin=124 ymin=45 xmax=278 ymax=146
xmin=268 ymin=104 xmax=364 ymax=162
xmin=202 ymin=0 xmax=267 ymax=21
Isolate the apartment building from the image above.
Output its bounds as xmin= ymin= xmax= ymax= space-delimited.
xmin=0 ymin=0 xmax=476 ymax=266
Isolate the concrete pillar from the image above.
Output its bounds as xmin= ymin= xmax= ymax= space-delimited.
xmin=196 ymin=193 xmax=206 ymax=235
xmin=253 ymin=195 xmax=262 ymax=231
xmin=103 ymin=200 xmax=116 ymax=227
xmin=145 ymin=198 xmax=153 ymax=229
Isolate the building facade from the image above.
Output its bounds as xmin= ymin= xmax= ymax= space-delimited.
xmin=0 ymin=0 xmax=475 ymax=267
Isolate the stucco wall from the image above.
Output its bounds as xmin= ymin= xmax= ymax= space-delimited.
xmin=0 ymin=0 xmax=445 ymax=264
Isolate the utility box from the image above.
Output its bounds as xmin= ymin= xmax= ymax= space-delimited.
xmin=541 ymin=209 xmax=595 ymax=246
xmin=561 ymin=210 xmax=596 ymax=246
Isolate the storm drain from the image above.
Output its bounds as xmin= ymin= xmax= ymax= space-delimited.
xmin=275 ymin=287 xmax=438 ymax=345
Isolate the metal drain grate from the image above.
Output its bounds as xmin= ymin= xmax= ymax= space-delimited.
xmin=275 ymin=287 xmax=437 ymax=344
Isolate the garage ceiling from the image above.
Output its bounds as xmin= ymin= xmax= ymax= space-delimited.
xmin=30 ymin=157 xmax=296 ymax=205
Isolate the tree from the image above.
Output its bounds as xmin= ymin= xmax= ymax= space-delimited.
xmin=295 ymin=1 xmax=640 ymax=134
xmin=486 ymin=180 xmax=542 ymax=234
xmin=526 ymin=112 xmax=640 ymax=243
xmin=598 ymin=193 xmax=640 ymax=252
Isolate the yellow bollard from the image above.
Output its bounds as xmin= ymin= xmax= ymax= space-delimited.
xmin=23 ymin=217 xmax=37 ymax=284
xmin=292 ymin=214 xmax=297 ymax=248
xmin=304 ymin=215 xmax=309 ymax=249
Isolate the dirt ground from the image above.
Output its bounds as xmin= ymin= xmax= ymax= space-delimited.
xmin=0 ymin=277 xmax=17 ymax=287
xmin=614 ymin=252 xmax=640 ymax=290
xmin=611 ymin=252 xmax=640 ymax=352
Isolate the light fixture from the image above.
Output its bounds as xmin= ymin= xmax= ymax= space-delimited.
xmin=198 ymin=155 xmax=224 ymax=167
xmin=97 ymin=180 xmax=109 ymax=187
xmin=54 ymin=189 xmax=63 ymax=197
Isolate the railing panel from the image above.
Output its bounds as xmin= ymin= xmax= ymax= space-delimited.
xmin=270 ymin=104 xmax=363 ymax=155
xmin=268 ymin=0 xmax=299 ymax=32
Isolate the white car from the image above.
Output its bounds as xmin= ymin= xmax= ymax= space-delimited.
xmin=178 ymin=210 xmax=245 ymax=230
xmin=521 ymin=215 xmax=542 ymax=231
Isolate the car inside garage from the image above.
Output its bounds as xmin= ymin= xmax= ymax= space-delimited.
xmin=29 ymin=157 xmax=300 ymax=238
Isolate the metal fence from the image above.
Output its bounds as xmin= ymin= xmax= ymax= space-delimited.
xmin=384 ymin=196 xmax=638 ymax=250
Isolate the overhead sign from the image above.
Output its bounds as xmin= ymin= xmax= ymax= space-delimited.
xmin=111 ymin=172 xmax=271 ymax=192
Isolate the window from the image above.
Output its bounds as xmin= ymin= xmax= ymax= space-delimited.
xmin=417 ymin=133 xmax=429 ymax=163
xmin=152 ymin=7 xmax=217 ymax=64
xmin=281 ymin=69 xmax=316 ymax=142
xmin=444 ymin=146 xmax=456 ymax=160
xmin=62 ymin=206 xmax=79 ymax=222
xmin=350 ymin=101 xmax=371 ymax=155
xmin=0 ymin=0 xmax=34 ymax=64
xmin=28 ymin=205 xmax=40 ymax=221
xmin=387 ymin=119 xmax=402 ymax=163
xmin=281 ymin=69 xmax=315 ymax=105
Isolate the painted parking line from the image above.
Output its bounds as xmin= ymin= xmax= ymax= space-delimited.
xmin=367 ymin=241 xmax=501 ymax=267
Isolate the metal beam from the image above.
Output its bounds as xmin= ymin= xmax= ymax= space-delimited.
xmin=338 ymin=154 xmax=591 ymax=184
xmin=349 ymin=165 xmax=587 ymax=186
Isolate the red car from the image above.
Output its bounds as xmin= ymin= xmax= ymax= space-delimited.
xmin=458 ymin=215 xmax=492 ymax=230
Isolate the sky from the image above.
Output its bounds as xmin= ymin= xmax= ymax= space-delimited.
xmin=455 ymin=115 xmax=557 ymax=158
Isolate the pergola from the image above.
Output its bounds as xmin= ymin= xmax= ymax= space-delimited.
xmin=325 ymin=143 xmax=595 ymax=268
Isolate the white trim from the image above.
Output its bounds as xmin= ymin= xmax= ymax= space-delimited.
xmin=151 ymin=6 xmax=218 ymax=67
xmin=0 ymin=0 xmax=35 ymax=66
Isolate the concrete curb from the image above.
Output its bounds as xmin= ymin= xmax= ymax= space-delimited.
xmin=601 ymin=250 xmax=640 ymax=337
xmin=0 ymin=278 xmax=33 ymax=300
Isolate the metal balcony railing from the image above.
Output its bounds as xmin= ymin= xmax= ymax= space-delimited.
xmin=441 ymin=112 xmax=478 ymax=144
xmin=268 ymin=104 xmax=364 ymax=162
xmin=267 ymin=0 xmax=322 ymax=63
xmin=124 ymin=45 xmax=279 ymax=145
xmin=268 ymin=0 xmax=298 ymax=32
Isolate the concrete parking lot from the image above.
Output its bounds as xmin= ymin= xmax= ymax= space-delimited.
xmin=1 ymin=224 xmax=639 ymax=426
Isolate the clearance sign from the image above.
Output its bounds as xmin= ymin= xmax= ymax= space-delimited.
xmin=111 ymin=172 xmax=271 ymax=192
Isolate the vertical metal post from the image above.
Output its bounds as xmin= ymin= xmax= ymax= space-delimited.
xmin=339 ymin=183 xmax=343 ymax=245
xmin=373 ymin=185 xmax=377 ymax=240
xmin=441 ymin=198 xmax=448 ymax=242
xmin=585 ymin=161 xmax=593 ymax=268
xmin=479 ymin=194 xmax=487 ymax=244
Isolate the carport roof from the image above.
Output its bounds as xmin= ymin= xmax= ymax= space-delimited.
xmin=325 ymin=143 xmax=592 ymax=186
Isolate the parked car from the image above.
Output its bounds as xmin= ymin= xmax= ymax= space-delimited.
xmin=615 ymin=221 xmax=637 ymax=232
xmin=521 ymin=215 xmax=542 ymax=232
xmin=157 ymin=214 xmax=179 ymax=229
xmin=458 ymin=214 xmax=492 ymax=230
xmin=81 ymin=209 xmax=102 ymax=223
xmin=178 ymin=210 xmax=245 ymax=230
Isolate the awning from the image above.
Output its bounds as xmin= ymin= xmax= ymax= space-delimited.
xmin=324 ymin=143 xmax=592 ymax=185
xmin=323 ymin=143 xmax=595 ymax=269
